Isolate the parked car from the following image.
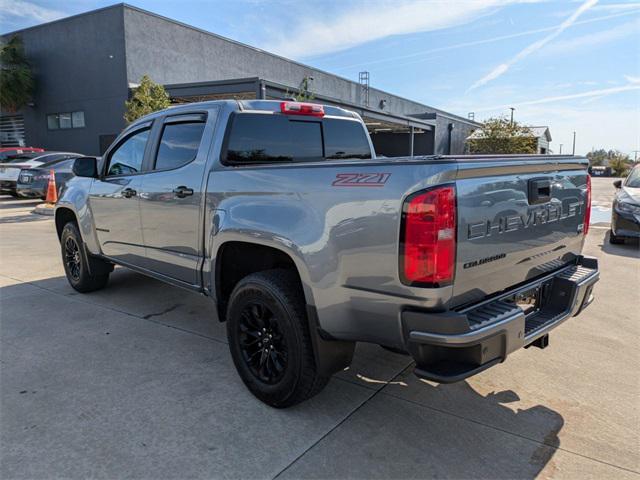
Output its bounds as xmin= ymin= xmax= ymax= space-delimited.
xmin=16 ymin=156 xmax=79 ymax=199
xmin=55 ymin=100 xmax=599 ymax=407
xmin=610 ymin=165 xmax=640 ymax=244
xmin=0 ymin=147 xmax=44 ymax=161
xmin=0 ymin=152 xmax=80 ymax=197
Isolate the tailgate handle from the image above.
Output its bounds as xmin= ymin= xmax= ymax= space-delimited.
xmin=528 ymin=178 xmax=551 ymax=205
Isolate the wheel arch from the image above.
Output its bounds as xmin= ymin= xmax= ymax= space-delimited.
xmin=216 ymin=240 xmax=355 ymax=377
xmin=214 ymin=240 xmax=311 ymax=322
xmin=55 ymin=207 xmax=78 ymax=240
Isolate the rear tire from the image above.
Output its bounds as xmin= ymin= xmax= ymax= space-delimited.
xmin=226 ymin=269 xmax=328 ymax=408
xmin=609 ymin=229 xmax=624 ymax=244
xmin=61 ymin=222 xmax=110 ymax=292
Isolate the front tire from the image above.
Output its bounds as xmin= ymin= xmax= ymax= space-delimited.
xmin=609 ymin=229 xmax=624 ymax=244
xmin=60 ymin=222 xmax=110 ymax=292
xmin=226 ymin=269 xmax=328 ymax=408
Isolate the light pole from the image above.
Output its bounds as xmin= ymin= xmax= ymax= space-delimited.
xmin=509 ymin=107 xmax=515 ymax=126
xmin=559 ymin=144 xmax=563 ymax=154
xmin=572 ymin=131 xmax=576 ymax=155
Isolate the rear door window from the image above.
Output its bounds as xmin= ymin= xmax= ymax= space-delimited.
xmin=154 ymin=121 xmax=206 ymax=170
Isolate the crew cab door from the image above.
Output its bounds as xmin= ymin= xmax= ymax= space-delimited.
xmin=89 ymin=125 xmax=151 ymax=265
xmin=137 ymin=110 xmax=216 ymax=285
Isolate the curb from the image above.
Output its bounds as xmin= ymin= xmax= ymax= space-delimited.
xmin=33 ymin=203 xmax=55 ymax=216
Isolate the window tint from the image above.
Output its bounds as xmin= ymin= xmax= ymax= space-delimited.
xmin=225 ymin=114 xmax=322 ymax=164
xmin=155 ymin=122 xmax=205 ymax=170
xmin=50 ymin=159 xmax=75 ymax=172
xmin=106 ymin=129 xmax=149 ymax=176
xmin=223 ymin=113 xmax=370 ymax=165
xmin=626 ymin=167 xmax=640 ymax=188
xmin=324 ymin=118 xmax=371 ymax=160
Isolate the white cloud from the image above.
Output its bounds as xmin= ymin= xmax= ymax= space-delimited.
xmin=263 ymin=0 xmax=544 ymax=59
xmin=0 ymin=0 xmax=65 ymax=25
xmin=468 ymin=0 xmax=599 ymax=91
xmin=331 ymin=8 xmax=640 ymax=71
xmin=592 ymin=2 xmax=640 ymax=12
xmin=473 ymin=82 xmax=640 ymax=111
xmin=537 ymin=18 xmax=640 ymax=56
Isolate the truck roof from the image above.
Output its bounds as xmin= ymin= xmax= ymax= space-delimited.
xmin=127 ymin=99 xmax=359 ymax=131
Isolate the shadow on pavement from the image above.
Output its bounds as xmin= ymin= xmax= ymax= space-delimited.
xmin=375 ymin=380 xmax=566 ymax=478
xmin=0 ymin=197 xmax=41 ymax=210
xmin=598 ymin=229 xmax=640 ymax=259
xmin=0 ymin=213 xmax=50 ymax=224
xmin=1 ymin=273 xmax=565 ymax=479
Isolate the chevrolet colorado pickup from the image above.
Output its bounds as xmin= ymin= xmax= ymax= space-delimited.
xmin=55 ymin=100 xmax=599 ymax=407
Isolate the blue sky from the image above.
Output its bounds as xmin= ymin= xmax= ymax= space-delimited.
xmin=1 ymin=0 xmax=639 ymax=156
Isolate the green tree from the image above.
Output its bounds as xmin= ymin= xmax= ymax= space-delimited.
xmin=608 ymin=151 xmax=631 ymax=177
xmin=124 ymin=75 xmax=170 ymax=123
xmin=586 ymin=148 xmax=608 ymax=166
xmin=0 ymin=36 xmax=34 ymax=113
xmin=587 ymin=149 xmax=631 ymax=175
xmin=286 ymin=76 xmax=315 ymax=102
xmin=466 ymin=117 xmax=536 ymax=154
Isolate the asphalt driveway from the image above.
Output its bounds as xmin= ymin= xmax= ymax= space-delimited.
xmin=1 ymin=177 xmax=638 ymax=479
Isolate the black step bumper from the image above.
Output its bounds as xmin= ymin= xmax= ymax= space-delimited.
xmin=403 ymin=256 xmax=599 ymax=383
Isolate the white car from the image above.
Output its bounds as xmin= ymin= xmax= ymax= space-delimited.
xmin=0 ymin=152 xmax=80 ymax=197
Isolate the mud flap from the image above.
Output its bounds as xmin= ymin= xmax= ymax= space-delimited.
xmin=306 ymin=305 xmax=355 ymax=376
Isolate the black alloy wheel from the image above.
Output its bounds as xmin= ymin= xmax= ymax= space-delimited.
xmin=226 ymin=269 xmax=329 ymax=408
xmin=238 ymin=301 xmax=288 ymax=384
xmin=64 ymin=236 xmax=82 ymax=281
xmin=60 ymin=221 xmax=111 ymax=293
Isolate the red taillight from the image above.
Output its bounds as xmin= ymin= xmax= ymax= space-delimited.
xmin=280 ymin=101 xmax=324 ymax=117
xmin=401 ymin=185 xmax=456 ymax=286
xmin=584 ymin=174 xmax=592 ymax=235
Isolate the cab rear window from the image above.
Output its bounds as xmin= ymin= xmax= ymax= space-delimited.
xmin=223 ymin=113 xmax=371 ymax=165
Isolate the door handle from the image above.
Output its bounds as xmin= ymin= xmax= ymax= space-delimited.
xmin=173 ymin=186 xmax=194 ymax=198
xmin=122 ymin=188 xmax=137 ymax=198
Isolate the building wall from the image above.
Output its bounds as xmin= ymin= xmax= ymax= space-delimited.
xmin=537 ymin=137 xmax=550 ymax=154
xmin=412 ymin=113 xmax=477 ymax=155
xmin=2 ymin=4 xmax=479 ymax=156
xmin=2 ymin=6 xmax=129 ymax=155
xmin=122 ymin=7 xmax=477 ymax=129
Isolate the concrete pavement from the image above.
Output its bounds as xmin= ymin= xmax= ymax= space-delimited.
xmin=1 ymin=178 xmax=639 ymax=479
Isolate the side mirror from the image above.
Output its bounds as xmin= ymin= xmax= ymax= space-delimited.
xmin=72 ymin=157 xmax=98 ymax=178
xmin=613 ymin=179 xmax=622 ymax=189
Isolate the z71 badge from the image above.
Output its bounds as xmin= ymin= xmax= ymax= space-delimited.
xmin=332 ymin=173 xmax=391 ymax=187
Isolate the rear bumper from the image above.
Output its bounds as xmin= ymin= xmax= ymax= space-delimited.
xmin=403 ymin=256 xmax=599 ymax=383
xmin=0 ymin=180 xmax=16 ymax=193
xmin=16 ymin=183 xmax=46 ymax=198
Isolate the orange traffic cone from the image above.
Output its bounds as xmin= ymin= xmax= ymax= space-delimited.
xmin=45 ymin=169 xmax=58 ymax=204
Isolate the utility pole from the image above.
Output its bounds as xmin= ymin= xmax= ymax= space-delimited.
xmin=572 ymin=131 xmax=576 ymax=155
xmin=509 ymin=107 xmax=515 ymax=126
xmin=632 ymin=150 xmax=639 ymax=163
xmin=559 ymin=144 xmax=563 ymax=154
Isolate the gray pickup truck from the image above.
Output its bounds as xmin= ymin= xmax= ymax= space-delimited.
xmin=55 ymin=100 xmax=599 ymax=407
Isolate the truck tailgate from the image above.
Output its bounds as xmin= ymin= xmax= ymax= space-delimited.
xmin=451 ymin=157 xmax=589 ymax=307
